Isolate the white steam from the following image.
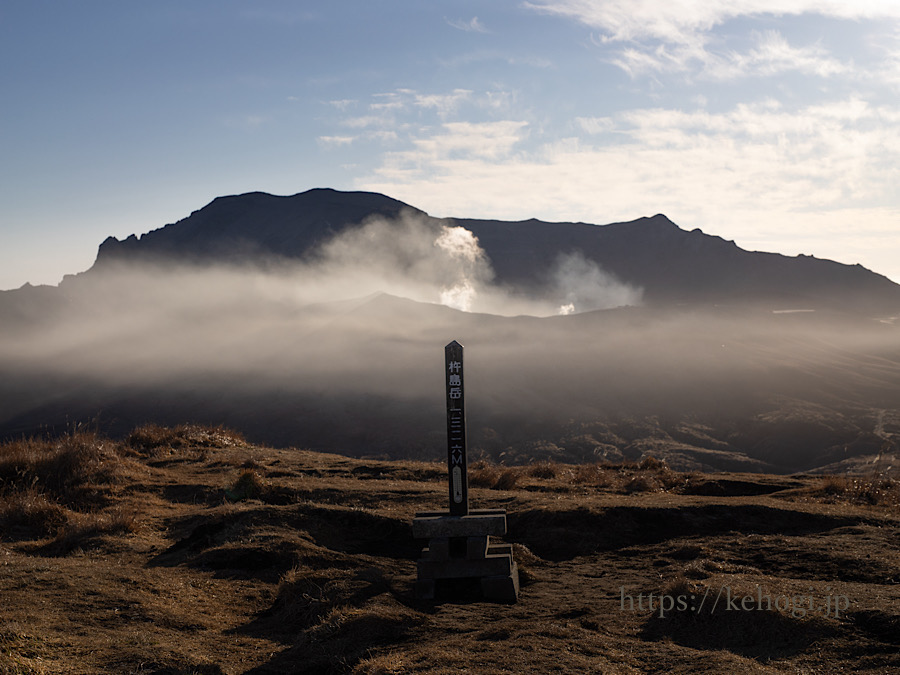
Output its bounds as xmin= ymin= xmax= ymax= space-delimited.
xmin=304 ymin=211 xmax=640 ymax=316
xmin=307 ymin=211 xmax=495 ymax=313
xmin=434 ymin=226 xmax=488 ymax=311
xmin=552 ymin=252 xmax=643 ymax=315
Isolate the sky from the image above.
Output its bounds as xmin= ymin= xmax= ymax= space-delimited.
xmin=2 ymin=0 xmax=900 ymax=291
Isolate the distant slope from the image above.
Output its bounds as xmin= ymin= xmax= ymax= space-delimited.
xmin=86 ymin=188 xmax=900 ymax=314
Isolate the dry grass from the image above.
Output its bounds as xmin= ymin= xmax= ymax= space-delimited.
xmin=819 ymin=473 xmax=900 ymax=506
xmin=469 ymin=456 xmax=692 ymax=495
xmin=44 ymin=507 xmax=139 ymax=556
xmin=0 ymin=624 xmax=50 ymax=675
xmin=0 ymin=488 xmax=69 ymax=538
xmin=301 ymin=600 xmax=421 ymax=673
xmin=0 ymin=431 xmax=138 ymax=548
xmin=258 ymin=564 xmax=422 ymax=672
xmin=126 ymin=423 xmax=245 ymax=457
xmin=351 ymin=652 xmax=406 ymax=675
xmin=468 ymin=460 xmax=520 ymax=490
xmin=225 ymin=469 xmax=267 ymax=502
xmin=1 ymin=425 xmax=899 ymax=673
xmin=0 ymin=430 xmax=125 ymax=507
xmin=264 ymin=564 xmax=353 ymax=631
xmin=526 ymin=461 xmax=560 ymax=479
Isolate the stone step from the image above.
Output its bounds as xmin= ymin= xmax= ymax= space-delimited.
xmin=417 ymin=552 xmax=514 ymax=581
xmin=412 ymin=511 xmax=507 ymax=539
xmin=482 ymin=562 xmax=520 ymax=602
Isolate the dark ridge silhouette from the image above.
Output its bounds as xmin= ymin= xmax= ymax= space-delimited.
xmin=86 ymin=188 xmax=900 ymax=313
xmin=458 ymin=214 xmax=900 ymax=312
xmin=93 ymin=188 xmax=421 ymax=267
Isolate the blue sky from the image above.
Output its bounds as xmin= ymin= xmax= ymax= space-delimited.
xmin=2 ymin=1 xmax=900 ymax=290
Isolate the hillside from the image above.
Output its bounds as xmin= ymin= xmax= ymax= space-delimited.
xmin=1 ymin=426 xmax=898 ymax=673
xmin=88 ymin=188 xmax=900 ymax=313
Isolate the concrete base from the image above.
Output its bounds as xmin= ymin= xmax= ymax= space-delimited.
xmin=412 ymin=509 xmax=519 ymax=602
xmin=481 ymin=561 xmax=520 ymax=603
xmin=415 ymin=578 xmax=436 ymax=601
xmin=412 ymin=511 xmax=507 ymax=539
xmin=417 ymin=552 xmax=513 ymax=579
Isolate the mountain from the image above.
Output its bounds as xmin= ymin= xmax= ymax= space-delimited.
xmin=89 ymin=188 xmax=900 ymax=314
xmin=459 ymin=215 xmax=900 ymax=313
xmin=93 ymin=189 xmax=421 ymax=267
xmin=2 ymin=188 xmax=899 ymax=473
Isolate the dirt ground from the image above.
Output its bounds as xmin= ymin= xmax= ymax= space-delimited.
xmin=1 ymin=427 xmax=898 ymax=674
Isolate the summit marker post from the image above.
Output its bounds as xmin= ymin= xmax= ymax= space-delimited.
xmin=411 ymin=341 xmax=518 ymax=601
xmin=445 ymin=340 xmax=469 ymax=516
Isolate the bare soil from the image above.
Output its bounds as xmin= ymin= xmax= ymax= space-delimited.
xmin=1 ymin=429 xmax=898 ymax=674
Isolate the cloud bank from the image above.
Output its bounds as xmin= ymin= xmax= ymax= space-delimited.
xmin=356 ymin=96 xmax=900 ymax=284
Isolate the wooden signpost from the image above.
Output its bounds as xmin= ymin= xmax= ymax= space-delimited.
xmin=445 ymin=340 xmax=468 ymax=516
xmin=411 ymin=341 xmax=519 ymax=602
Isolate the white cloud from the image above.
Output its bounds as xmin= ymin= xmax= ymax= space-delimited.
xmin=414 ymin=89 xmax=473 ymax=118
xmin=576 ymin=116 xmax=615 ymax=135
xmin=877 ymin=30 xmax=900 ymax=87
xmin=318 ymin=135 xmax=355 ymax=147
xmin=318 ymin=88 xmax=523 ymax=155
xmin=358 ymin=97 xmax=900 ymax=280
xmin=617 ymin=29 xmax=848 ymax=78
xmin=609 ymin=26 xmax=852 ymax=78
xmin=327 ymin=99 xmax=357 ymax=111
xmin=343 ymin=115 xmax=388 ymax=129
xmin=399 ymin=120 xmax=528 ymax=163
xmin=743 ymin=30 xmax=848 ymax=76
xmin=369 ymin=130 xmax=399 ymax=143
xmin=525 ymin=1 xmax=900 ymax=44
xmin=527 ymin=1 xmax=899 ymax=79
xmin=446 ymin=16 xmax=489 ymax=33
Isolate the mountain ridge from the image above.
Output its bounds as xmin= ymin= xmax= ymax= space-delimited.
xmin=2 ymin=189 xmax=898 ymax=470
xmin=87 ymin=188 xmax=900 ymax=314
xmin=93 ymin=188 xmax=422 ymax=268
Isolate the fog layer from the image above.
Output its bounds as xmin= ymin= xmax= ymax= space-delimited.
xmin=0 ymin=213 xmax=897 ymax=473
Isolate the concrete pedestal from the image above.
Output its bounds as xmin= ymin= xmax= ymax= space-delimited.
xmin=412 ymin=509 xmax=519 ymax=602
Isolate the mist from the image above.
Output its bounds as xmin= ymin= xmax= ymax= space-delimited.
xmin=0 ymin=211 xmax=898 ymax=473
xmin=292 ymin=211 xmax=641 ymax=316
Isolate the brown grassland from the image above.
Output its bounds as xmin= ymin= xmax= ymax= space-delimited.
xmin=0 ymin=425 xmax=898 ymax=674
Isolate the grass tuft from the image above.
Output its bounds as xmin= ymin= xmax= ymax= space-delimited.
xmin=0 ymin=431 xmax=139 ymax=548
xmin=0 ymin=488 xmax=69 ymax=539
xmin=225 ymin=470 xmax=266 ymax=502
xmin=526 ymin=461 xmax=561 ymax=479
xmin=468 ymin=461 xmax=520 ymax=490
xmin=818 ymin=473 xmax=900 ymax=506
xmin=0 ymin=431 xmax=125 ymax=507
xmin=127 ymin=423 xmax=245 ymax=458
xmin=45 ymin=507 xmax=139 ymax=555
